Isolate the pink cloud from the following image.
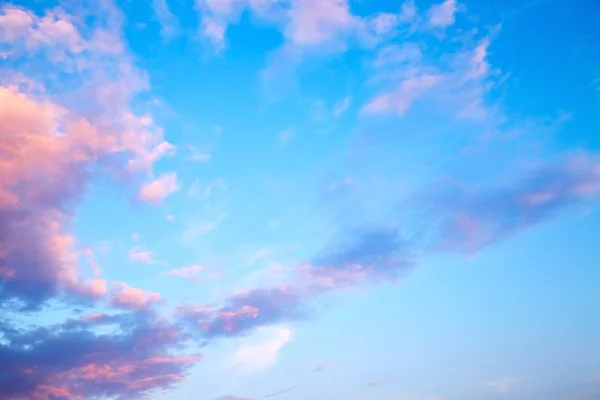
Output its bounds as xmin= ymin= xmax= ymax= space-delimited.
xmin=110 ymin=282 xmax=162 ymax=310
xmin=138 ymin=173 xmax=179 ymax=204
xmin=0 ymin=6 xmax=84 ymax=52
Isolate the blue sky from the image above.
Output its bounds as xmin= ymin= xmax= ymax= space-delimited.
xmin=1 ymin=0 xmax=600 ymax=399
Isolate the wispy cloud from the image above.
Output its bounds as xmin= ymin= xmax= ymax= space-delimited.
xmin=152 ymin=0 xmax=180 ymax=40
xmin=187 ymin=145 xmax=212 ymax=163
xmin=333 ymin=96 xmax=352 ymax=118
xmin=128 ymin=245 xmax=156 ymax=264
xmin=229 ymin=326 xmax=292 ymax=373
xmin=164 ymin=265 xmax=205 ymax=281
xmin=428 ymin=0 xmax=458 ymax=28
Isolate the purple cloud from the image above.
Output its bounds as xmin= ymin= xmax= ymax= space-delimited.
xmin=177 ymin=286 xmax=307 ymax=338
xmin=414 ymin=154 xmax=600 ymax=254
xmin=0 ymin=311 xmax=200 ymax=400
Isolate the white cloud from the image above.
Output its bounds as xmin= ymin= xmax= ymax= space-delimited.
xmin=229 ymin=326 xmax=291 ymax=373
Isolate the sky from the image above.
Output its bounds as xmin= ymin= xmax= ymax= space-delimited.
xmin=1 ymin=0 xmax=600 ymax=399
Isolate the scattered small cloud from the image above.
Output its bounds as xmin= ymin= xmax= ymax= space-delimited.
xmin=188 ymin=145 xmax=212 ymax=163
xmin=164 ymin=265 xmax=205 ymax=281
xmin=367 ymin=380 xmax=386 ymax=387
xmin=110 ymin=282 xmax=162 ymax=310
xmin=138 ymin=173 xmax=179 ymax=204
xmin=128 ymin=245 xmax=156 ymax=264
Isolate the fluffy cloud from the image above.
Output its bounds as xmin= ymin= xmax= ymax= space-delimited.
xmin=0 ymin=2 xmax=198 ymax=398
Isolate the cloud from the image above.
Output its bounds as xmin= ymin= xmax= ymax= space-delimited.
xmin=0 ymin=86 xmax=128 ymax=308
xmin=110 ymin=282 xmax=162 ymax=310
xmin=283 ymin=0 xmax=356 ymax=49
xmin=128 ymin=245 xmax=156 ymax=264
xmin=153 ymin=0 xmax=180 ymax=40
xmin=188 ymin=146 xmax=212 ymax=163
xmin=0 ymin=2 xmax=205 ymax=397
xmin=428 ymin=0 xmax=458 ymax=28
xmin=0 ymin=6 xmax=85 ymax=55
xmin=362 ymin=73 xmax=442 ymax=116
xmin=363 ymin=21 xmax=498 ymax=122
xmin=309 ymin=226 xmax=413 ymax=286
xmin=138 ymin=173 xmax=179 ymax=204
xmin=229 ymin=326 xmax=291 ymax=373
xmin=333 ymin=96 xmax=352 ymax=118
xmin=415 ymin=153 xmax=600 ymax=254
xmin=367 ymin=380 xmax=386 ymax=387
xmin=0 ymin=0 xmax=177 ymax=310
xmin=0 ymin=311 xmax=201 ymax=400
xmin=165 ymin=265 xmax=205 ymax=281
xmin=484 ymin=378 xmax=521 ymax=394
xmin=215 ymin=396 xmax=254 ymax=400
xmin=177 ymin=286 xmax=307 ymax=338
xmin=170 ymin=153 xmax=600 ymax=366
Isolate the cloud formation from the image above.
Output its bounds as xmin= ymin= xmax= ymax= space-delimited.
xmin=0 ymin=311 xmax=200 ymax=400
xmin=177 ymin=286 xmax=306 ymax=338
